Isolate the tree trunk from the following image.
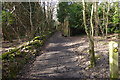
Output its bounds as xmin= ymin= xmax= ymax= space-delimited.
xmin=89 ymin=35 xmax=96 ymax=67
xmin=105 ymin=2 xmax=110 ymax=38
xmin=63 ymin=17 xmax=69 ymax=37
xmin=29 ymin=2 xmax=34 ymax=39
xmin=90 ymin=4 xmax=94 ymax=37
xmin=98 ymin=4 xmax=104 ymax=37
xmin=102 ymin=4 xmax=105 ymax=37
xmin=82 ymin=0 xmax=96 ymax=67
xmin=94 ymin=2 xmax=99 ymax=36
xmin=43 ymin=2 xmax=46 ymax=19
xmin=100 ymin=25 xmax=105 ymax=37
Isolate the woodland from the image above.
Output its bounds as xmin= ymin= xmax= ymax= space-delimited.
xmin=1 ymin=1 xmax=120 ymax=79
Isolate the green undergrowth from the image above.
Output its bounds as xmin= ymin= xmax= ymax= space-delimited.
xmin=2 ymin=31 xmax=55 ymax=79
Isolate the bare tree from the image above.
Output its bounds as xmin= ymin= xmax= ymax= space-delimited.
xmin=29 ymin=1 xmax=34 ymax=38
xmin=82 ymin=0 xmax=96 ymax=67
xmin=105 ymin=1 xmax=110 ymax=38
xmin=94 ymin=2 xmax=99 ymax=36
xmin=90 ymin=4 xmax=94 ymax=37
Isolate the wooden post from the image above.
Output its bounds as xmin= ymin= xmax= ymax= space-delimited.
xmin=109 ymin=41 xmax=119 ymax=79
xmin=63 ymin=17 xmax=69 ymax=37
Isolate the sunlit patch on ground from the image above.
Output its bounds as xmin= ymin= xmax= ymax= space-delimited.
xmin=3 ymin=32 xmax=119 ymax=78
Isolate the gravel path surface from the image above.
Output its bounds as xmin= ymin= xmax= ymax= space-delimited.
xmin=18 ymin=32 xmax=120 ymax=79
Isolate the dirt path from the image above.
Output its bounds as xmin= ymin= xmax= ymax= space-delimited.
xmin=18 ymin=32 xmax=120 ymax=79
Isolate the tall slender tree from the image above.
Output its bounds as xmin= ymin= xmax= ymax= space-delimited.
xmin=105 ymin=1 xmax=110 ymax=38
xmin=82 ymin=0 xmax=96 ymax=67
xmin=90 ymin=4 xmax=94 ymax=37
xmin=94 ymin=2 xmax=99 ymax=36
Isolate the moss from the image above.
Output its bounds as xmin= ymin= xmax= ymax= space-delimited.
xmin=29 ymin=40 xmax=43 ymax=47
xmin=8 ymin=54 xmax=15 ymax=59
xmin=15 ymin=51 xmax=27 ymax=57
xmin=16 ymin=51 xmax=21 ymax=56
xmin=32 ymin=35 xmax=46 ymax=41
xmin=32 ymin=36 xmax=41 ymax=41
xmin=2 ymin=48 xmax=19 ymax=59
xmin=25 ymin=46 xmax=32 ymax=50
xmin=2 ymin=52 xmax=11 ymax=59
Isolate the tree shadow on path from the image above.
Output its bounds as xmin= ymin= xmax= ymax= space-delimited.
xmin=19 ymin=32 xmax=111 ymax=79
